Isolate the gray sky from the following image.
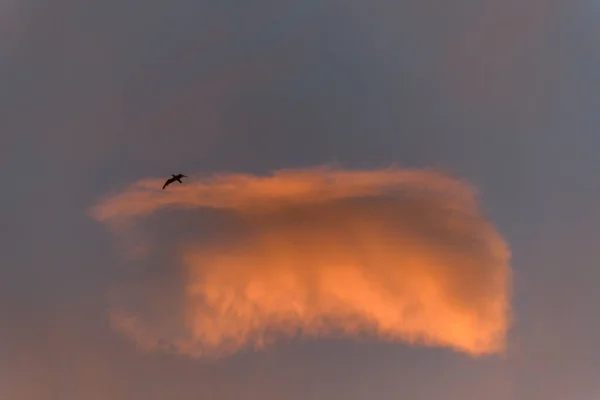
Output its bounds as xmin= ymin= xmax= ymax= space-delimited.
xmin=2 ymin=1 xmax=600 ymax=399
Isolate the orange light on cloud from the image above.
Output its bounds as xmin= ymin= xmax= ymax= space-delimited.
xmin=92 ymin=166 xmax=511 ymax=358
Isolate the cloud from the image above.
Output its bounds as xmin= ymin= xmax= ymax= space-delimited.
xmin=91 ymin=165 xmax=511 ymax=358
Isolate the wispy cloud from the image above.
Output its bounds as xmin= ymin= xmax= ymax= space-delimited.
xmin=92 ymin=165 xmax=511 ymax=358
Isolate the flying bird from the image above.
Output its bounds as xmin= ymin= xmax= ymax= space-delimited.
xmin=162 ymin=174 xmax=187 ymax=189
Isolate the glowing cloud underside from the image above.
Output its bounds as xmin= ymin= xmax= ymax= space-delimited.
xmin=91 ymin=166 xmax=511 ymax=358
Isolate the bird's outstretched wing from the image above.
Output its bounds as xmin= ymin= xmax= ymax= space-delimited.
xmin=162 ymin=177 xmax=175 ymax=189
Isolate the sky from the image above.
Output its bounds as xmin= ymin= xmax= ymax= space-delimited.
xmin=1 ymin=0 xmax=600 ymax=399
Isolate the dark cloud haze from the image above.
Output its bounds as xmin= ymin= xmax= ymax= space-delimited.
xmin=1 ymin=1 xmax=600 ymax=399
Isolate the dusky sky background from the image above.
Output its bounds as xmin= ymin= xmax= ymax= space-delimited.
xmin=1 ymin=0 xmax=600 ymax=399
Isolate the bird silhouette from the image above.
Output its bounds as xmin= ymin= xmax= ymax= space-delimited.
xmin=162 ymin=174 xmax=187 ymax=189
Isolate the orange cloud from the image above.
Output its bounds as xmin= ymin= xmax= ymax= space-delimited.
xmin=92 ymin=166 xmax=511 ymax=358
